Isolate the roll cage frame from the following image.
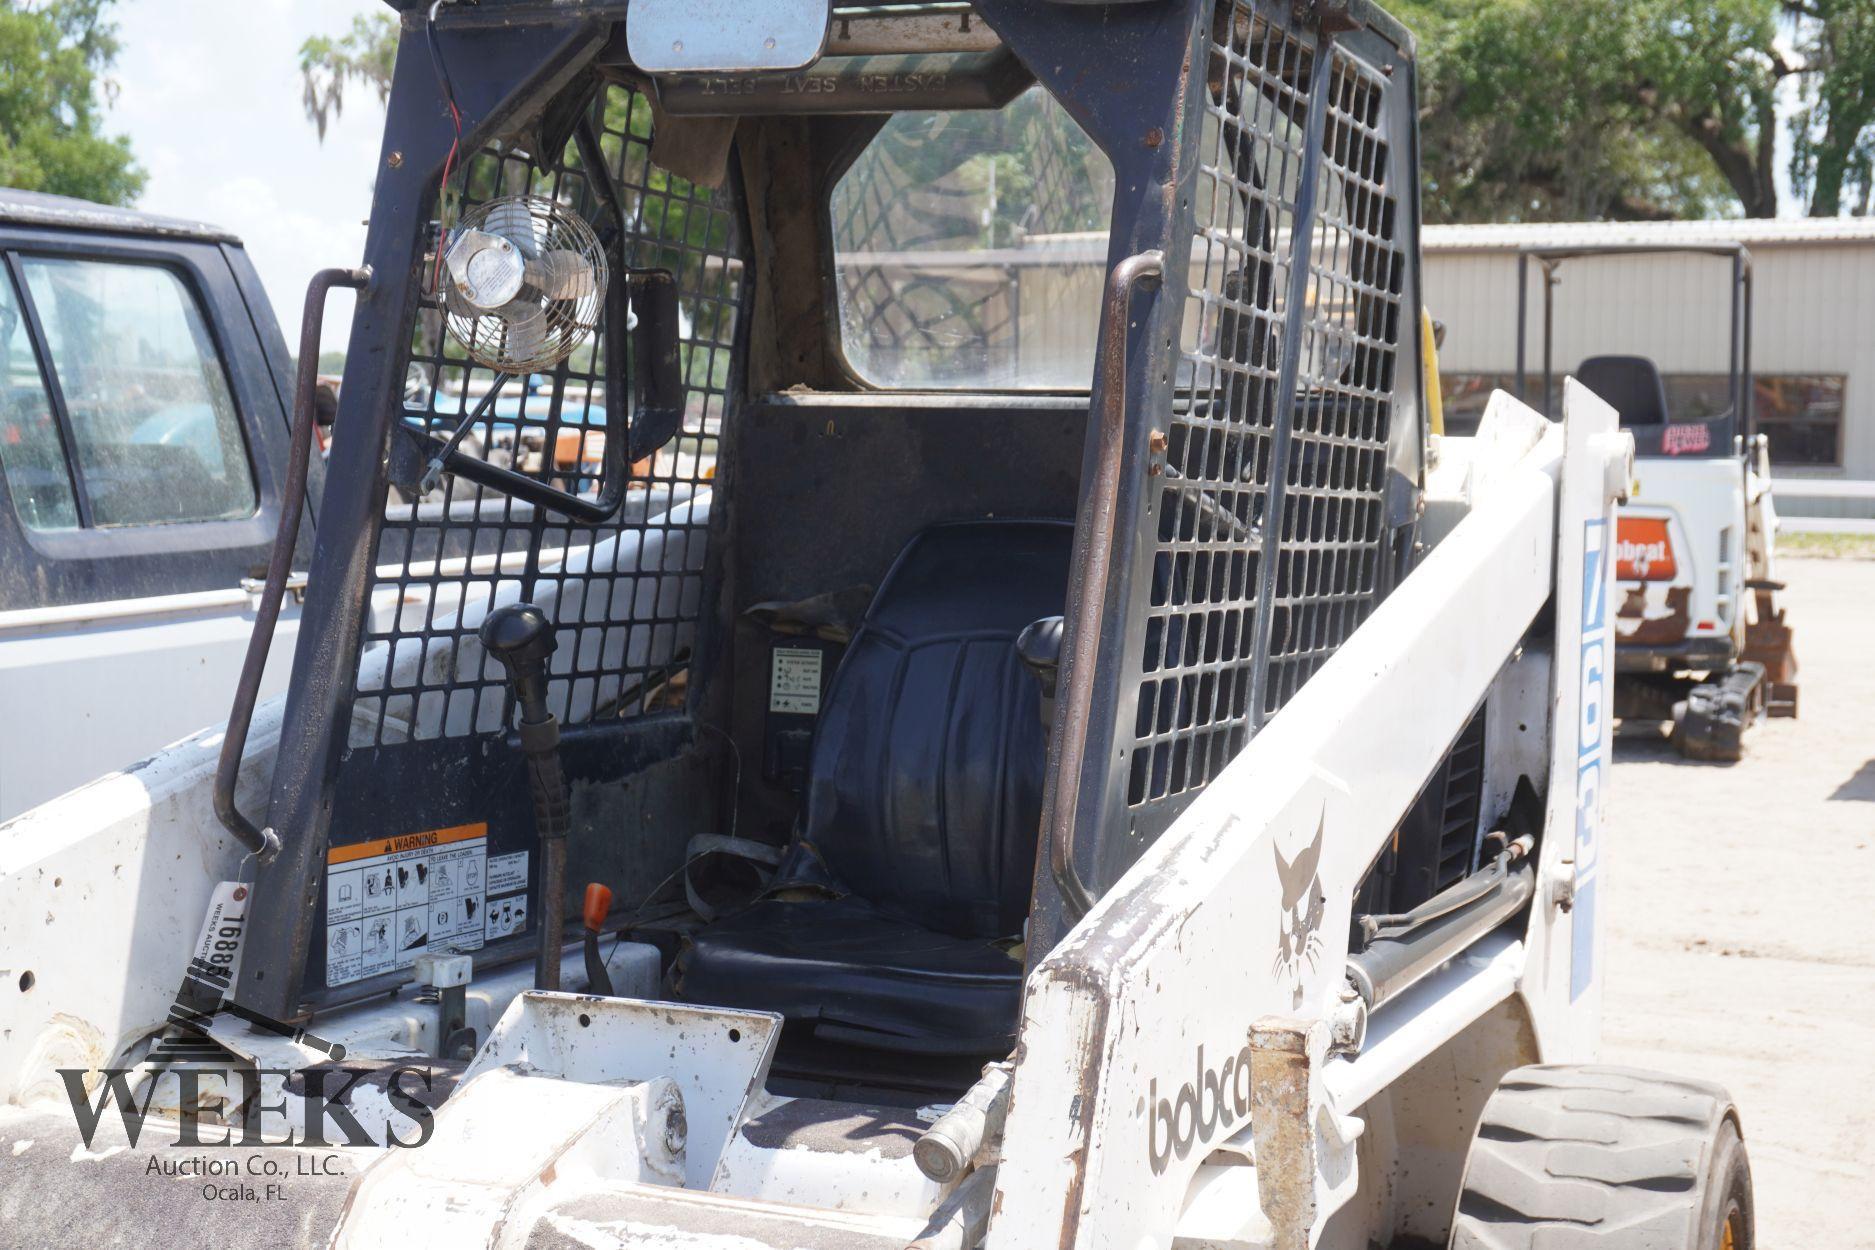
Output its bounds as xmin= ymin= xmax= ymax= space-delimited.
xmin=232 ymin=0 xmax=1429 ymax=1024
xmin=1513 ymin=241 xmax=1755 ymax=457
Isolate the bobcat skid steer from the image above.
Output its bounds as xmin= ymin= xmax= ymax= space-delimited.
xmin=1514 ymin=243 xmax=1798 ymax=761
xmin=0 ymin=3 xmax=1753 ymax=1248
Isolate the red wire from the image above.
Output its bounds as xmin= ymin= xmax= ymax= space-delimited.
xmin=431 ymin=99 xmax=463 ymax=295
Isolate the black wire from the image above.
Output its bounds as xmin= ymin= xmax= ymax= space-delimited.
xmin=426 ymin=1 xmax=460 ymax=113
xmin=424 ymin=0 xmax=465 ymax=294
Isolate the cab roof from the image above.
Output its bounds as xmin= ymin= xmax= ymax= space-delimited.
xmin=0 ymin=187 xmax=240 ymax=246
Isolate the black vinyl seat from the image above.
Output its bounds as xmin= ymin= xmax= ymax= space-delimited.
xmin=1576 ymin=355 xmax=1671 ymax=427
xmin=676 ymin=520 xmax=1073 ymax=1054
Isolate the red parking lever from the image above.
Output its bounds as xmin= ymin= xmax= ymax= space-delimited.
xmin=583 ymin=882 xmax=613 ymax=933
xmin=581 ymin=882 xmax=615 ymax=997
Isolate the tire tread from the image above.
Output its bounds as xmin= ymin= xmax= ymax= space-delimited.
xmin=1448 ymin=1064 xmax=1737 ymax=1249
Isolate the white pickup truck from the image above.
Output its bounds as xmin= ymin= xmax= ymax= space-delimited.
xmin=0 ymin=190 xmax=310 ymax=820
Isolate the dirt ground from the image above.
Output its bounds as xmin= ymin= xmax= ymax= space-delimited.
xmin=1602 ymin=556 xmax=1875 ymax=1248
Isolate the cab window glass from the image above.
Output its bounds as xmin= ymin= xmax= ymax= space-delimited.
xmin=832 ymin=86 xmax=1115 ymax=389
xmin=22 ymin=258 xmax=255 ymax=527
xmin=0 ymin=270 xmax=79 ymax=530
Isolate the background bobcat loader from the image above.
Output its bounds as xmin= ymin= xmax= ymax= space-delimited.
xmin=0 ymin=2 xmax=1752 ymax=1248
xmin=1514 ymin=243 xmax=1799 ymax=761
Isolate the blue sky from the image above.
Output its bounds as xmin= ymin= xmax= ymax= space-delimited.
xmin=106 ymin=0 xmax=387 ymax=356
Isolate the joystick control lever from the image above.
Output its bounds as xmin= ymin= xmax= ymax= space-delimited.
xmin=480 ymin=603 xmax=569 ymax=992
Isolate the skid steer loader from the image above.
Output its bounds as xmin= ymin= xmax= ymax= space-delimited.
xmin=0 ymin=2 xmax=1753 ymax=1248
xmin=1514 ymin=243 xmax=1798 ymax=761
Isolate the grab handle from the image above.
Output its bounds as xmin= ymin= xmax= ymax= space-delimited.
xmin=213 ymin=266 xmax=370 ymax=860
xmin=1047 ymin=249 xmax=1163 ymax=919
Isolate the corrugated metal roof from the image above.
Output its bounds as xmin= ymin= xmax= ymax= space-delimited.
xmin=0 ymin=188 xmax=239 ymax=245
xmin=1424 ymin=218 xmax=1875 ymax=252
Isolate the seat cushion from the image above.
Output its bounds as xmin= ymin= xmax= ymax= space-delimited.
xmin=801 ymin=520 xmax=1074 ymax=940
xmin=675 ymin=896 xmax=1023 ymax=1054
xmin=1577 ymin=355 xmax=1670 ymax=426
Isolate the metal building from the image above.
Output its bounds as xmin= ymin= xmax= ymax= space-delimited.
xmin=1422 ymin=219 xmax=1875 ymax=521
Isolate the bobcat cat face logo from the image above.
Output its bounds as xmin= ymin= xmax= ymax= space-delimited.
xmin=1271 ymin=809 xmax=1326 ymax=1009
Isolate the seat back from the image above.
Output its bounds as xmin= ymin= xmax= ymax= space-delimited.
xmin=1576 ymin=355 xmax=1670 ymax=427
xmin=802 ymin=520 xmax=1073 ymax=941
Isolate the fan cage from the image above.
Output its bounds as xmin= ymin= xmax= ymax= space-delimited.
xmin=349 ymin=82 xmax=747 ymax=749
xmin=442 ymin=194 xmax=609 ymax=376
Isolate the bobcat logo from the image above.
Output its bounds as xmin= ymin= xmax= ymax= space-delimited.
xmin=1271 ymin=809 xmax=1326 ymax=1008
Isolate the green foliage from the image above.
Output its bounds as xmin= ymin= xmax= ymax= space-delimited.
xmin=299 ymin=11 xmax=398 ymax=143
xmin=1400 ymin=0 xmax=1875 ymax=221
xmin=0 ymin=0 xmax=143 ymax=205
xmin=1787 ymin=0 xmax=1875 ymax=216
xmin=1398 ymin=0 xmax=1757 ymax=221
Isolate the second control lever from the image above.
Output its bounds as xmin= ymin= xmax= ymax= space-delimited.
xmin=582 ymin=882 xmax=615 ymax=996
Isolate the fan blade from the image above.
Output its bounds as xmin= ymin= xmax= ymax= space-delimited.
xmin=525 ymin=249 xmax=599 ymax=302
xmin=495 ymin=301 xmax=548 ymax=366
xmin=483 ymin=200 xmax=544 ymax=259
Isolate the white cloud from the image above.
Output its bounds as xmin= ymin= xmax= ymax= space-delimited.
xmin=107 ymin=0 xmax=389 ymax=354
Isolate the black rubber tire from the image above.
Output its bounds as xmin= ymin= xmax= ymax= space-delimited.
xmin=1448 ymin=1064 xmax=1753 ymax=1249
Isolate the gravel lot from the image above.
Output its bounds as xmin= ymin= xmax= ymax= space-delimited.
xmin=1602 ymin=556 xmax=1875 ymax=1248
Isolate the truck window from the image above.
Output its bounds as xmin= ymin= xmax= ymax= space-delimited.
xmin=20 ymin=258 xmax=256 ymax=528
xmin=0 ymin=270 xmax=79 ymax=530
xmin=832 ymin=85 xmax=1115 ymax=390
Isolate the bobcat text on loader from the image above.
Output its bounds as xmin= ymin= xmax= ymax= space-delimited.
xmin=0 ymin=2 xmax=1754 ymax=1248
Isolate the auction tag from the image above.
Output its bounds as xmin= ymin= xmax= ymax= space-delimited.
xmin=162 ymin=881 xmax=252 ymax=1037
xmin=192 ymin=881 xmax=251 ymax=987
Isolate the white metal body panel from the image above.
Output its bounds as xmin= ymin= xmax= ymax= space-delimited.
xmin=0 ymin=593 xmax=301 ymax=821
xmin=0 ymin=704 xmax=265 ymax=1107
xmin=1615 ymin=456 xmax=1748 ymax=656
xmin=987 ymin=388 xmax=1626 ymax=1249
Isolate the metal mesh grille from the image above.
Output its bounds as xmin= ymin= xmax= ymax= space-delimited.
xmin=351 ymin=83 xmax=746 ymax=747
xmin=1128 ymin=9 xmax=1314 ymax=808
xmin=1127 ymin=10 xmax=1406 ymax=811
xmin=1263 ymin=47 xmax=1402 ymax=714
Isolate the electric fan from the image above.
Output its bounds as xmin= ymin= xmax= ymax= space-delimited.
xmin=441 ymin=195 xmax=608 ymax=374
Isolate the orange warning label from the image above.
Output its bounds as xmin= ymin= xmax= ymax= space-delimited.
xmin=327 ymin=822 xmax=488 ymax=866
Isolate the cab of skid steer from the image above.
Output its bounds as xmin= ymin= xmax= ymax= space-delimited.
xmin=224 ymin=0 xmax=1432 ymax=1103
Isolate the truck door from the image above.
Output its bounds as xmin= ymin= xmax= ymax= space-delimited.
xmin=0 ymin=228 xmax=305 ymax=819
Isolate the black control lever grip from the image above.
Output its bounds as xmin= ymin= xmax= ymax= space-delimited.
xmin=480 ymin=602 xmax=569 ymax=989
xmin=480 ymin=603 xmax=568 ymax=837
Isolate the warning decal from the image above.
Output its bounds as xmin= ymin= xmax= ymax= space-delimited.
xmin=769 ymin=647 xmax=824 ymax=715
xmin=325 ymin=822 xmax=491 ymax=987
xmin=483 ymin=851 xmax=531 ymax=941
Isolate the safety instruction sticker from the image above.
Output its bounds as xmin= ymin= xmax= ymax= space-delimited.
xmin=483 ymin=851 xmax=531 ymax=941
xmin=769 ymin=647 xmax=824 ymax=714
xmin=324 ymin=822 xmax=493 ymax=987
